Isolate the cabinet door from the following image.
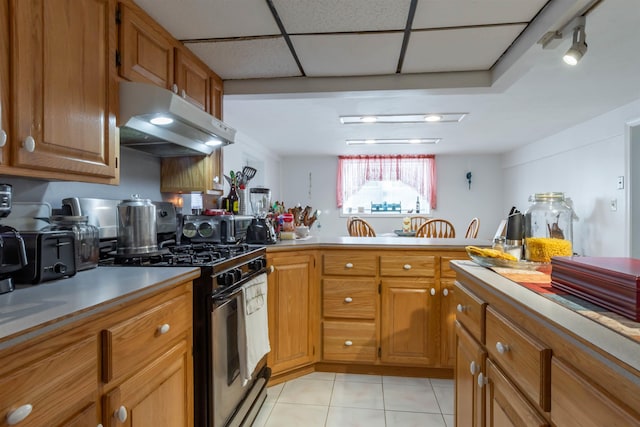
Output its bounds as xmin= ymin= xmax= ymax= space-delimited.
xmin=103 ymin=340 xmax=191 ymax=427
xmin=161 ymin=153 xmax=222 ymax=193
xmin=11 ymin=0 xmax=118 ymax=180
xmin=484 ymin=359 xmax=549 ymax=427
xmin=380 ymin=278 xmax=438 ymax=366
xmin=175 ymin=48 xmax=210 ymax=112
xmin=455 ymin=322 xmax=486 ymax=427
xmin=267 ymin=253 xmax=316 ymax=375
xmin=0 ymin=0 xmax=8 ymax=165
xmin=210 ymin=74 xmax=223 ymax=119
xmin=118 ymin=2 xmax=174 ymax=89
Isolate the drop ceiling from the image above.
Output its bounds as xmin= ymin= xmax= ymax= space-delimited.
xmin=132 ymin=0 xmax=640 ymax=156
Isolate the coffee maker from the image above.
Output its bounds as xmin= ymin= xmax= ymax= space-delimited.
xmin=0 ymin=184 xmax=28 ymax=294
xmin=246 ymin=187 xmax=277 ymax=244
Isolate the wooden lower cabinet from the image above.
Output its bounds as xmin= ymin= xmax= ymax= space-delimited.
xmin=455 ymin=321 xmax=485 ymax=427
xmin=267 ymin=251 xmax=317 ymax=378
xmin=380 ymin=278 xmax=438 ymax=365
xmin=103 ymin=340 xmax=191 ymax=427
xmin=0 ymin=278 xmax=193 ymax=427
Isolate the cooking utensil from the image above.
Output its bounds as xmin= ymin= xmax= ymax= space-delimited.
xmin=242 ymin=166 xmax=257 ymax=182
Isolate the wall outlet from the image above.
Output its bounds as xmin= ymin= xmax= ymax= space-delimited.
xmin=610 ymin=199 xmax=618 ymax=211
xmin=617 ymin=176 xmax=624 ymax=189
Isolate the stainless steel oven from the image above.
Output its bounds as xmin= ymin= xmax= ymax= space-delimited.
xmin=211 ymin=272 xmax=269 ymax=427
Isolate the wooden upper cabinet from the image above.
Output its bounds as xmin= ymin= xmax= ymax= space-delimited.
xmin=10 ymin=0 xmax=118 ymax=181
xmin=174 ymin=49 xmax=210 ymax=112
xmin=0 ymin=0 xmax=9 ymax=166
xmin=210 ymin=74 xmax=223 ymax=119
xmin=118 ymin=2 xmax=175 ymax=89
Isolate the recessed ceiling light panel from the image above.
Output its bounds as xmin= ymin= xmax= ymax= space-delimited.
xmin=339 ymin=113 xmax=466 ymax=124
xmin=346 ymin=138 xmax=441 ymax=145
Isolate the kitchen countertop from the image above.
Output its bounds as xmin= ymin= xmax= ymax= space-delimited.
xmin=266 ymin=236 xmax=489 ymax=250
xmin=0 ymin=266 xmax=200 ymax=347
xmin=451 ymin=260 xmax=640 ymax=373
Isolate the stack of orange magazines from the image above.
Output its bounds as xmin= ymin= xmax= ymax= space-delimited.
xmin=551 ymin=257 xmax=640 ymax=321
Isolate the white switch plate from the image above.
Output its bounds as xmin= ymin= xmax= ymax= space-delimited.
xmin=610 ymin=199 xmax=618 ymax=211
xmin=617 ymin=176 xmax=624 ymax=189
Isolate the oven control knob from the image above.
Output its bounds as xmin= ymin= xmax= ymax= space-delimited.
xmin=217 ymin=272 xmax=234 ymax=287
xmin=54 ymin=262 xmax=68 ymax=274
xmin=249 ymin=259 xmax=266 ymax=271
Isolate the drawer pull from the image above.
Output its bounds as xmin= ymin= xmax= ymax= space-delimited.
xmin=456 ymin=304 xmax=466 ymax=313
xmin=442 ymin=288 xmax=449 ymax=296
xmin=496 ymin=342 xmax=510 ymax=354
xmin=403 ymin=264 xmax=412 ymax=270
xmin=6 ymin=404 xmax=33 ymax=425
xmin=477 ymin=372 xmax=487 ymax=388
xmin=469 ymin=361 xmax=478 ymax=375
xmin=158 ymin=323 xmax=171 ymax=335
xmin=430 ymin=288 xmax=436 ymax=296
xmin=344 ymin=297 xmax=353 ymax=303
xmin=22 ymin=135 xmax=36 ymax=153
xmin=344 ymin=340 xmax=353 ymax=346
xmin=345 ymin=263 xmax=354 ymax=268
xmin=115 ymin=405 xmax=128 ymax=423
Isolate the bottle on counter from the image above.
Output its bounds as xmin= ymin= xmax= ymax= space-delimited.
xmin=226 ymin=184 xmax=239 ymax=214
xmin=416 ymin=197 xmax=420 ymax=213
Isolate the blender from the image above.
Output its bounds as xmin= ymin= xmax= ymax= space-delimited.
xmin=246 ymin=187 xmax=277 ymax=244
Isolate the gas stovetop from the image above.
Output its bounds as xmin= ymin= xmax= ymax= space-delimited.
xmin=99 ymin=243 xmax=264 ymax=268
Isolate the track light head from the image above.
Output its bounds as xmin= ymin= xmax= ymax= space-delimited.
xmin=563 ymin=17 xmax=587 ymax=66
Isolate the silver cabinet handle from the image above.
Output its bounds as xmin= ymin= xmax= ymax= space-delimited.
xmin=344 ymin=297 xmax=353 ymax=303
xmin=158 ymin=323 xmax=170 ymax=335
xmin=478 ymin=372 xmax=487 ymax=388
xmin=268 ymin=265 xmax=274 ymax=274
xmin=6 ymin=404 xmax=33 ymax=425
xmin=430 ymin=288 xmax=436 ymax=296
xmin=181 ymin=89 xmax=186 ymax=98
xmin=469 ymin=361 xmax=478 ymax=375
xmin=496 ymin=342 xmax=510 ymax=354
xmin=442 ymin=288 xmax=449 ymax=296
xmin=456 ymin=304 xmax=466 ymax=313
xmin=0 ymin=129 xmax=6 ymax=147
xmin=115 ymin=405 xmax=127 ymax=423
xmin=345 ymin=262 xmax=353 ymax=268
xmin=172 ymin=83 xmax=179 ymax=94
xmin=344 ymin=340 xmax=353 ymax=346
xmin=403 ymin=264 xmax=412 ymax=270
xmin=22 ymin=135 xmax=35 ymax=152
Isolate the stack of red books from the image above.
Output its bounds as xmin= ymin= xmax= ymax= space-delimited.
xmin=551 ymin=257 xmax=640 ymax=322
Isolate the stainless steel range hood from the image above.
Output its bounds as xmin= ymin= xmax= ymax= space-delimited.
xmin=118 ymin=82 xmax=236 ymax=157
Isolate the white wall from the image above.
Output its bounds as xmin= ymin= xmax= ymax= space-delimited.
xmin=502 ymin=98 xmax=640 ymax=257
xmin=279 ymin=154 xmax=504 ymax=238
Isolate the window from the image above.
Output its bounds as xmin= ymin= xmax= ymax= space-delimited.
xmin=337 ymin=155 xmax=437 ymax=215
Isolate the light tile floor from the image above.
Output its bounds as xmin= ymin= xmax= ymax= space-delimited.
xmin=253 ymin=372 xmax=454 ymax=427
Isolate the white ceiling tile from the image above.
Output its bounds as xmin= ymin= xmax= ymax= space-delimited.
xmin=272 ymin=0 xmax=412 ymax=33
xmin=291 ymin=33 xmax=403 ymax=77
xmin=402 ymin=25 xmax=526 ymax=73
xmin=133 ymin=0 xmax=280 ymax=39
xmin=186 ymin=38 xmax=301 ymax=80
xmin=413 ymin=0 xmax=549 ymax=28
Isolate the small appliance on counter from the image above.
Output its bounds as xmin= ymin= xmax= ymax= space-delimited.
xmin=246 ymin=187 xmax=277 ymax=244
xmin=0 ymin=184 xmax=29 ymax=293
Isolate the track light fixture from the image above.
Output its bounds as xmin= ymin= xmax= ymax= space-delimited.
xmin=563 ymin=16 xmax=587 ymax=66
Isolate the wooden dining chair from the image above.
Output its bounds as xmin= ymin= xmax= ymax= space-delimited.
xmin=348 ymin=217 xmax=376 ymax=237
xmin=415 ymin=218 xmax=456 ymax=238
xmin=410 ymin=216 xmax=430 ymax=231
xmin=346 ymin=216 xmax=358 ymax=234
xmin=465 ymin=217 xmax=480 ymax=238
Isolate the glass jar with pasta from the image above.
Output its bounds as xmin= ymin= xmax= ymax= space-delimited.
xmin=524 ymin=192 xmax=575 ymax=262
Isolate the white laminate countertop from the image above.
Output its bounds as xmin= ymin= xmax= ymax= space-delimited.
xmin=267 ymin=236 xmax=489 ymax=249
xmin=0 ymin=266 xmax=200 ymax=347
xmin=451 ymin=260 xmax=640 ymax=373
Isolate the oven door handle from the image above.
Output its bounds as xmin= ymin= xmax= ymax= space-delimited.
xmin=212 ymin=286 xmax=243 ymax=305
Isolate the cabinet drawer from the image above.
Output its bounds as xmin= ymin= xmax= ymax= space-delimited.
xmin=454 ymin=283 xmax=486 ymax=343
xmin=323 ymin=252 xmax=377 ymax=276
xmin=551 ymin=358 xmax=640 ymax=427
xmin=102 ymin=293 xmax=191 ymax=382
xmin=380 ymin=255 xmax=435 ymax=277
xmin=0 ymin=337 xmax=97 ymax=427
xmin=486 ymin=307 xmax=551 ymax=412
xmin=323 ymin=320 xmax=377 ymax=362
xmin=323 ymin=278 xmax=377 ymax=319
xmin=441 ymin=255 xmax=468 ymax=278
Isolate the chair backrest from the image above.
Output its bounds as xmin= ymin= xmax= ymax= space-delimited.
xmin=465 ymin=217 xmax=480 ymax=238
xmin=346 ymin=216 xmax=358 ymax=234
xmin=348 ymin=218 xmax=376 ymax=237
xmin=415 ymin=218 xmax=456 ymax=238
xmin=410 ymin=216 xmax=430 ymax=231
